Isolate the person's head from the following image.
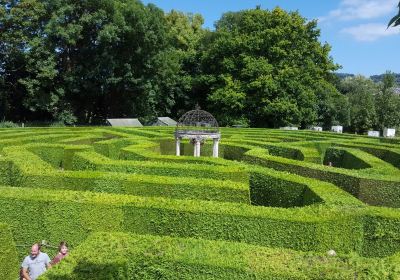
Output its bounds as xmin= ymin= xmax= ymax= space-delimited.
xmin=31 ymin=243 xmax=41 ymax=258
xmin=58 ymin=241 xmax=68 ymax=255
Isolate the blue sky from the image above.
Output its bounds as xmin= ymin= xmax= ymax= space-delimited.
xmin=142 ymin=0 xmax=400 ymax=77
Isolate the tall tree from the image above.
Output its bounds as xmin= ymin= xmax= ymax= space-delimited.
xmin=375 ymin=72 xmax=400 ymax=130
xmin=315 ymin=81 xmax=350 ymax=129
xmin=196 ymin=8 xmax=339 ymax=127
xmin=161 ymin=10 xmax=206 ymax=119
xmin=339 ymin=76 xmax=377 ymax=133
xmin=0 ymin=0 xmax=50 ymax=121
xmin=0 ymin=0 xmax=177 ymax=124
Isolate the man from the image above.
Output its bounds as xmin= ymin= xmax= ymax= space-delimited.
xmin=21 ymin=243 xmax=52 ymax=280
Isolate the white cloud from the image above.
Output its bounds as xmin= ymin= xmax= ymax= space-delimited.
xmin=341 ymin=23 xmax=400 ymax=41
xmin=320 ymin=0 xmax=398 ymax=22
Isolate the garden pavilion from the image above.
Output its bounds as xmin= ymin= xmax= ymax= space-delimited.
xmin=175 ymin=108 xmax=221 ymax=158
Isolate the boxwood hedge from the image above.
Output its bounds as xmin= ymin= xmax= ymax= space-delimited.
xmin=0 ymin=126 xmax=399 ymax=277
xmin=244 ymin=148 xmax=400 ymax=208
xmin=0 ymin=223 xmax=19 ymax=280
xmin=40 ymin=232 xmax=400 ymax=280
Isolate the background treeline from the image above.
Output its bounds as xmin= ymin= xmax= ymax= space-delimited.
xmin=1 ymin=0 xmax=399 ymax=133
xmin=370 ymin=73 xmax=400 ymax=85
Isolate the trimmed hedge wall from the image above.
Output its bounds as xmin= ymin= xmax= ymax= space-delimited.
xmin=336 ymin=142 xmax=400 ymax=169
xmin=250 ymin=172 xmax=323 ymax=207
xmin=0 ymin=223 xmax=19 ymax=280
xmin=249 ymin=167 xmax=364 ymax=207
xmin=324 ymin=147 xmax=371 ymax=170
xmin=0 ymin=186 xmax=364 ymax=256
xmin=71 ymin=150 xmax=248 ymax=183
xmin=1 ymin=148 xmax=250 ymax=204
xmin=0 ymin=184 xmax=399 ymax=258
xmin=120 ymin=141 xmax=231 ymax=165
xmin=93 ymin=138 xmax=136 ymax=159
xmin=244 ymin=149 xmax=400 ymax=208
xmin=40 ymin=232 xmax=400 ymax=280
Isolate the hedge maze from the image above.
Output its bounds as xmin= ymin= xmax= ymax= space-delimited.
xmin=0 ymin=127 xmax=399 ymax=279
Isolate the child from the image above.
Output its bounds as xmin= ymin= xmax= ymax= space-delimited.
xmin=50 ymin=241 xmax=69 ymax=265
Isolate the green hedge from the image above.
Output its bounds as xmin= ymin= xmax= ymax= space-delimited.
xmin=250 ymin=172 xmax=323 ymax=207
xmin=0 ymin=184 xmax=399 ymax=258
xmin=323 ymin=147 xmax=371 ymax=170
xmin=0 ymin=133 xmax=78 ymax=151
xmin=249 ymin=167 xmax=364 ymax=207
xmin=40 ymin=232 xmax=400 ymax=280
xmin=0 ymin=223 xmax=19 ymax=280
xmin=71 ymin=150 xmax=248 ymax=183
xmin=93 ymin=138 xmax=137 ymax=159
xmin=244 ymin=149 xmax=400 ymax=208
xmin=120 ymin=141 xmax=233 ymax=165
xmin=362 ymin=207 xmax=400 ymax=257
xmin=336 ymin=142 xmax=400 ymax=169
xmin=27 ymin=144 xmax=92 ymax=170
xmin=1 ymin=147 xmax=250 ymax=204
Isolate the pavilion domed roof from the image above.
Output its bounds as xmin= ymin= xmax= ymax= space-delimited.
xmin=176 ymin=107 xmax=219 ymax=133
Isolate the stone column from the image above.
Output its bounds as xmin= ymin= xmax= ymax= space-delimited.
xmin=175 ymin=138 xmax=181 ymax=156
xmin=194 ymin=138 xmax=201 ymax=157
xmin=213 ymin=138 xmax=219 ymax=158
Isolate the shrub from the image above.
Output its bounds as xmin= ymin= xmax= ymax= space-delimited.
xmin=0 ymin=121 xmax=18 ymax=128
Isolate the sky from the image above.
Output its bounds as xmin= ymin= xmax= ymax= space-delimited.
xmin=141 ymin=0 xmax=400 ymax=77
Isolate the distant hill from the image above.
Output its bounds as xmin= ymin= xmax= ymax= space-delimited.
xmin=336 ymin=73 xmax=400 ymax=85
xmin=370 ymin=73 xmax=400 ymax=85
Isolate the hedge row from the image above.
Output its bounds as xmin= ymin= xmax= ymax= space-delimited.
xmin=0 ymin=223 xmax=19 ymax=280
xmin=0 ymin=133 xmax=79 ymax=151
xmin=335 ymin=142 xmax=400 ymax=169
xmin=249 ymin=167 xmax=363 ymax=208
xmin=39 ymin=232 xmax=400 ymax=280
xmin=71 ymin=151 xmax=248 ymax=183
xmin=93 ymin=138 xmax=138 ymax=159
xmin=1 ymin=147 xmax=250 ymax=204
xmin=110 ymin=127 xmax=168 ymax=138
xmin=244 ymin=149 xmax=400 ymax=208
xmin=324 ymin=147 xmax=399 ymax=174
xmin=120 ymin=141 xmax=234 ymax=165
xmin=226 ymin=139 xmax=305 ymax=160
xmin=287 ymin=140 xmax=334 ymax=163
xmin=26 ymin=141 xmax=244 ymax=183
xmin=323 ymin=147 xmax=371 ymax=170
xmin=0 ymin=181 xmax=398 ymax=258
xmin=27 ymin=144 xmax=92 ymax=170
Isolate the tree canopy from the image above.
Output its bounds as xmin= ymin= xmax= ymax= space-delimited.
xmin=1 ymin=1 xmax=399 ymax=133
xmin=195 ymin=8 xmax=339 ymax=127
xmin=1 ymin=0 xmax=176 ymax=123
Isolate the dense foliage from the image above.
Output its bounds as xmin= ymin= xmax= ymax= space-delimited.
xmin=338 ymin=74 xmax=400 ymax=133
xmin=0 ymin=0 xmax=176 ymax=124
xmin=1 ymin=0 xmax=399 ymax=132
xmin=195 ymin=8 xmax=339 ymax=127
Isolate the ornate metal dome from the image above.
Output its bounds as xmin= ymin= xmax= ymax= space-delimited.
xmin=176 ymin=108 xmax=219 ymax=134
